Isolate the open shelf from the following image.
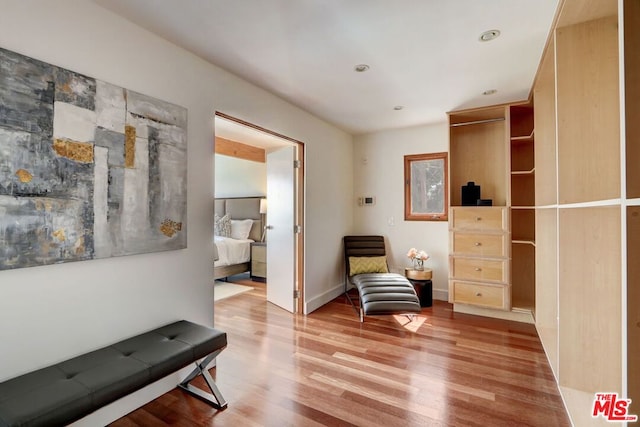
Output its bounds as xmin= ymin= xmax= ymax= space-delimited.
xmin=511 ymin=130 xmax=535 ymax=142
xmin=510 ymin=104 xmax=534 ymax=138
xmin=512 ymin=169 xmax=535 ymax=175
xmin=511 ymin=135 xmax=535 ymax=172
xmin=510 ymin=102 xmax=535 ymax=318
xmin=512 ymin=240 xmax=536 ymax=246
xmin=511 ymin=242 xmax=535 ymax=309
xmin=511 ymin=208 xmax=535 ymax=242
xmin=511 ymin=174 xmax=535 ymax=206
xmin=449 ymin=106 xmax=506 ymax=126
xmin=449 ymin=107 xmax=508 ymax=207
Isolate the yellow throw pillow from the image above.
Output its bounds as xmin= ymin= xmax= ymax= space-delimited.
xmin=349 ymin=256 xmax=389 ymax=276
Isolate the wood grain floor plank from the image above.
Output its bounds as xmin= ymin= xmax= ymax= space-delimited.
xmin=111 ymin=279 xmax=570 ymax=426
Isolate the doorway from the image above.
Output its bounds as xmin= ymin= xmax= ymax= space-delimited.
xmin=213 ymin=112 xmax=304 ymax=313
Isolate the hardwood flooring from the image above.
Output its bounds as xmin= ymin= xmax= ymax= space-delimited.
xmin=111 ymin=280 xmax=570 ymax=426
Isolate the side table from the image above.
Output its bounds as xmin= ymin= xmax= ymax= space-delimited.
xmin=405 ymin=268 xmax=433 ymax=307
xmin=250 ymin=242 xmax=267 ymax=282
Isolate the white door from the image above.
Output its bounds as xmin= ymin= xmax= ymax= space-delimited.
xmin=266 ymin=145 xmax=296 ymax=312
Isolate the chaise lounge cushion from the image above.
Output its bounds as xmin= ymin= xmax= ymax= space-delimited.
xmin=351 ymin=273 xmax=421 ymax=316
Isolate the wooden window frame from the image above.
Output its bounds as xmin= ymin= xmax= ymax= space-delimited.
xmin=404 ymin=152 xmax=448 ymax=221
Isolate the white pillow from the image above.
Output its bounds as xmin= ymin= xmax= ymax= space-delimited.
xmin=230 ymin=219 xmax=254 ymax=240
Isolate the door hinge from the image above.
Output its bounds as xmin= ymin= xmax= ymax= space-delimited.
xmin=294 ymin=225 xmax=302 ymax=234
xmin=294 ymin=160 xmax=301 ymax=169
xmin=294 ymin=289 xmax=300 ymax=299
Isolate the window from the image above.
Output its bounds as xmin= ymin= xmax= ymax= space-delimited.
xmin=404 ymin=152 xmax=448 ymax=221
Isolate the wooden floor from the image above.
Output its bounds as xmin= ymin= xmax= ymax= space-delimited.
xmin=111 ymin=280 xmax=570 ymax=426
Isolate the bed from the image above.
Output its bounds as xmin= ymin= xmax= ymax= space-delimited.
xmin=214 ymin=197 xmax=263 ymax=280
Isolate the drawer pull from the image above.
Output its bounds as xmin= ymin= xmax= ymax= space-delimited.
xmin=475 ymin=267 xmax=482 ymax=271
xmin=474 ymin=242 xmax=482 ymax=246
xmin=475 ymin=217 xmax=482 ymax=221
xmin=476 ymin=292 xmax=482 ymax=297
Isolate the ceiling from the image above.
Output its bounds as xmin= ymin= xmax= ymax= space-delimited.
xmin=95 ymin=0 xmax=559 ymax=135
xmin=215 ymin=115 xmax=293 ymax=150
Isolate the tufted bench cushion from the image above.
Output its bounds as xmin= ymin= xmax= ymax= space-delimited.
xmin=351 ymin=273 xmax=422 ymax=317
xmin=0 ymin=320 xmax=227 ymax=427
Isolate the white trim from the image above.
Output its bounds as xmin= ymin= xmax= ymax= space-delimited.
xmin=304 ymin=282 xmax=345 ymax=314
xmin=626 ymin=198 xmax=640 ymax=206
xmin=557 ymin=199 xmax=622 ymax=209
xmin=453 ymin=303 xmax=534 ymax=324
xmin=553 ymin=29 xmax=561 ymax=390
xmin=618 ymin=0 xmax=628 ymax=401
xmin=432 ymin=288 xmax=448 ymax=302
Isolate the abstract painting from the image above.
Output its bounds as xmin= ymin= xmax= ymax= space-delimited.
xmin=0 ymin=47 xmax=187 ymax=270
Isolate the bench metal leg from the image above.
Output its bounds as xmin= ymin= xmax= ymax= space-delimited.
xmin=178 ymin=349 xmax=228 ymax=410
xmin=344 ymin=287 xmax=365 ymax=322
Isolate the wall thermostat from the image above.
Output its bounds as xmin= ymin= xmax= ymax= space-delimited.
xmin=358 ymin=196 xmax=376 ymax=206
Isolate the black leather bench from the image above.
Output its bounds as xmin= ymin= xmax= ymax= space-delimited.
xmin=0 ymin=320 xmax=227 ymax=427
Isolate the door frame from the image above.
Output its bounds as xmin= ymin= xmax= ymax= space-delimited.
xmin=214 ymin=112 xmax=305 ymax=313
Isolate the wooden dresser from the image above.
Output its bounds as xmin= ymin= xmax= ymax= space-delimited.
xmin=449 ymin=206 xmax=510 ymax=310
xmin=448 ymin=103 xmax=534 ymax=320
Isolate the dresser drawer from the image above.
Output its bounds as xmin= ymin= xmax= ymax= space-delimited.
xmin=450 ymin=257 xmax=507 ymax=282
xmin=452 ymin=281 xmax=508 ymax=310
xmin=451 ymin=207 xmax=508 ymax=231
xmin=451 ymin=232 xmax=508 ymax=257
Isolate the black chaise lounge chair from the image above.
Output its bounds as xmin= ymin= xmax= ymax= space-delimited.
xmin=343 ymin=235 xmax=422 ymax=322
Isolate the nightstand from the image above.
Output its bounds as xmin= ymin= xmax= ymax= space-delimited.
xmin=405 ymin=268 xmax=433 ymax=307
xmin=250 ymin=242 xmax=267 ymax=281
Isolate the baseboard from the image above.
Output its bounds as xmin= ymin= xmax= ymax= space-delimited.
xmin=305 ymin=282 xmax=345 ymax=314
xmin=558 ymin=386 xmax=595 ymax=427
xmin=432 ymin=288 xmax=448 ymax=302
xmin=453 ymin=303 xmax=535 ymax=324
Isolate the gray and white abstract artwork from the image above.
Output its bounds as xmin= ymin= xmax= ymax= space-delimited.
xmin=0 ymin=47 xmax=187 ymax=270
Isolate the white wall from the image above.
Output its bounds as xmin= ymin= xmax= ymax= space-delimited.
xmin=0 ymin=0 xmax=352 ymax=423
xmin=214 ymin=154 xmax=266 ymax=198
xmin=353 ymin=122 xmax=450 ymax=300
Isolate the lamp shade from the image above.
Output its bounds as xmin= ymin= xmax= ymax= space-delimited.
xmin=259 ymin=198 xmax=267 ymax=214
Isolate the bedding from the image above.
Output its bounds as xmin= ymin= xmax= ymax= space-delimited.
xmin=214 ymin=236 xmax=253 ymax=267
xmin=230 ymin=219 xmax=254 ymax=240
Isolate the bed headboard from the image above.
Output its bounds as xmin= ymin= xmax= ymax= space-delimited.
xmin=215 ymin=197 xmax=263 ymax=241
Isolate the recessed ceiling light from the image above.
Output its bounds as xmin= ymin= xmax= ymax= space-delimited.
xmin=479 ymin=29 xmax=501 ymax=42
xmin=393 ymin=106 xmax=404 ymax=111
xmin=354 ymin=64 xmax=370 ymax=72
xmin=483 ymin=89 xmax=498 ymax=95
